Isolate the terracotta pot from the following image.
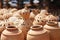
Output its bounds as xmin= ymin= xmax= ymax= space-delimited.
xmin=20 ymin=8 xmax=30 ymax=20
xmin=45 ymin=15 xmax=58 ymax=22
xmin=33 ymin=14 xmax=46 ymax=26
xmin=27 ymin=25 xmax=50 ymax=40
xmin=33 ymin=10 xmax=49 ymax=26
xmin=1 ymin=25 xmax=24 ymax=40
xmin=44 ymin=22 xmax=60 ymax=40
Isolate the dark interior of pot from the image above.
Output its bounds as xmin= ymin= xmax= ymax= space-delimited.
xmin=33 ymin=26 xmax=40 ymax=28
xmin=7 ymin=26 xmax=16 ymax=29
xmin=31 ymin=25 xmax=43 ymax=30
xmin=8 ymin=26 xmax=15 ymax=28
xmin=6 ymin=25 xmax=18 ymax=31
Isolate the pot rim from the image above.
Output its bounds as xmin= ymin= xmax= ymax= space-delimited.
xmin=6 ymin=25 xmax=17 ymax=30
xmin=31 ymin=25 xmax=43 ymax=30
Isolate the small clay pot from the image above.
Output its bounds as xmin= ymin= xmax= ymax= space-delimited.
xmin=1 ymin=25 xmax=24 ymax=40
xmin=20 ymin=8 xmax=30 ymax=20
xmin=27 ymin=25 xmax=50 ymax=40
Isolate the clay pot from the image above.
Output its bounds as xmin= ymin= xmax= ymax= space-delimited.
xmin=20 ymin=8 xmax=30 ymax=20
xmin=1 ymin=25 xmax=24 ymax=40
xmin=27 ymin=25 xmax=50 ymax=40
xmin=33 ymin=9 xmax=50 ymax=26
xmin=44 ymin=15 xmax=60 ymax=40
xmin=33 ymin=14 xmax=46 ymax=26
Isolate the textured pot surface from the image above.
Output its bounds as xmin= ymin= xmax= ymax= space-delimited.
xmin=27 ymin=25 xmax=50 ymax=40
xmin=33 ymin=14 xmax=46 ymax=26
xmin=1 ymin=26 xmax=24 ymax=40
xmin=44 ymin=24 xmax=60 ymax=40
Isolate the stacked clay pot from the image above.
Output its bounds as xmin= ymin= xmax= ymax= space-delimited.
xmin=1 ymin=25 xmax=24 ymax=40
xmin=27 ymin=25 xmax=50 ymax=40
xmin=33 ymin=10 xmax=49 ymax=26
xmin=19 ymin=9 xmax=32 ymax=39
xmin=44 ymin=15 xmax=60 ymax=40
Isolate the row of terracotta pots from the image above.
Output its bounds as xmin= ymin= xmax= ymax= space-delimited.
xmin=1 ymin=21 xmax=60 ymax=40
xmin=0 ymin=8 xmax=59 ymax=40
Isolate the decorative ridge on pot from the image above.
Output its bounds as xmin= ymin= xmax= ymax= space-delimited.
xmin=31 ymin=25 xmax=43 ymax=31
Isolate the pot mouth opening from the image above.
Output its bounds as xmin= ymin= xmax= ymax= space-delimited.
xmin=31 ymin=25 xmax=43 ymax=30
xmin=7 ymin=26 xmax=15 ymax=28
xmin=6 ymin=25 xmax=17 ymax=30
xmin=47 ymin=22 xmax=58 ymax=26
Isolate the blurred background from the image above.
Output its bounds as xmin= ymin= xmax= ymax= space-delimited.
xmin=0 ymin=0 xmax=60 ymax=16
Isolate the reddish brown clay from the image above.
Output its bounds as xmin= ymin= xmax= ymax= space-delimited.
xmin=33 ymin=14 xmax=46 ymax=26
xmin=0 ymin=21 xmax=6 ymax=34
xmin=27 ymin=25 xmax=50 ymax=40
xmin=1 ymin=25 xmax=24 ymax=40
xmin=44 ymin=15 xmax=60 ymax=40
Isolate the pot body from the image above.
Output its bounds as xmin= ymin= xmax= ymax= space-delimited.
xmin=27 ymin=25 xmax=50 ymax=40
xmin=1 ymin=26 xmax=24 ymax=40
xmin=44 ymin=24 xmax=60 ymax=40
